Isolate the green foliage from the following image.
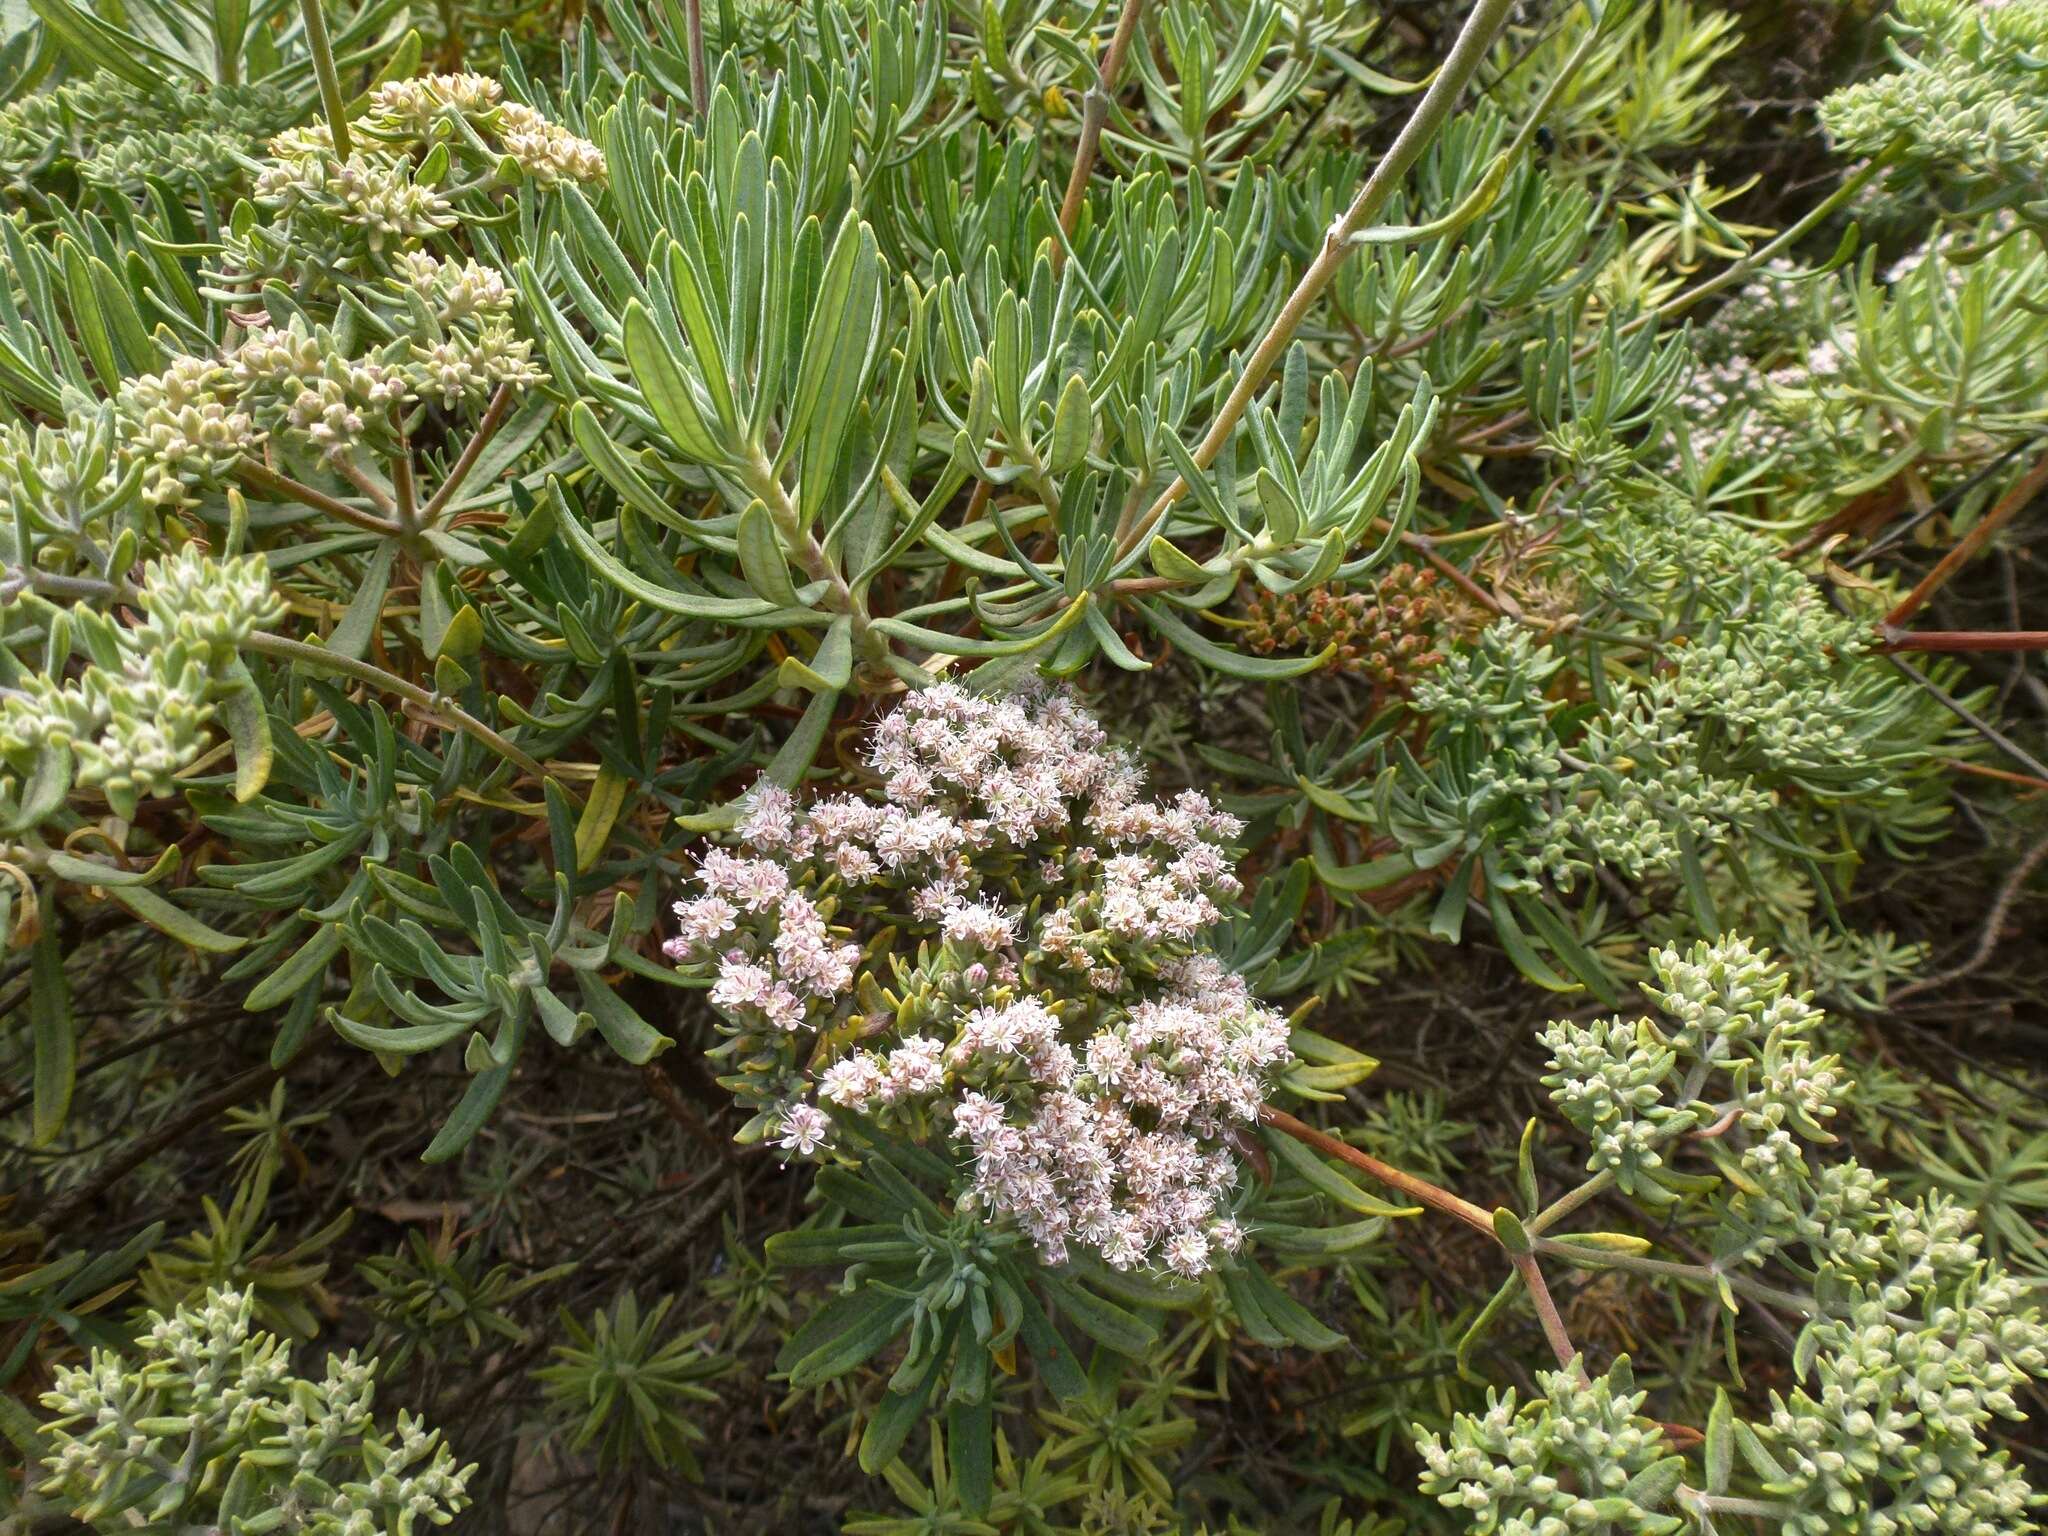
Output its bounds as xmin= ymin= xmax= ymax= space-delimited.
xmin=535 ymin=1290 xmax=727 ymax=1475
xmin=35 ymin=1284 xmax=474 ymax=1533
xmin=1 ymin=0 xmax=2045 ymax=1529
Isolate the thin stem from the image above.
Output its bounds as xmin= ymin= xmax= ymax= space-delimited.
xmin=1642 ymin=145 xmax=1902 ymax=334
xmin=335 ymin=455 xmax=398 ymax=517
xmin=744 ymin=458 xmax=894 ymax=674
xmin=1509 ymin=1250 xmax=1580 ymax=1373
xmin=1119 ymin=0 xmax=1520 ymax=560
xmin=1259 ymin=1104 xmax=1495 ymax=1235
xmin=299 ymin=0 xmax=353 ymax=159
xmin=242 ymin=631 xmax=550 ymax=782
xmin=1054 ymin=0 xmax=1148 ymax=269
xmin=683 ymin=0 xmax=709 ymax=118
xmin=1886 ymin=445 xmax=2048 ymax=626
xmin=390 ymin=407 xmax=418 ymax=533
xmin=421 ymin=382 xmax=518 ymax=525
xmin=1880 ymin=627 xmax=2048 ymax=653
xmin=236 ymin=461 xmax=400 ymax=536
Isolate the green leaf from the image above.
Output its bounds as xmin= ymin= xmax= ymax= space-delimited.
xmin=1136 ymin=599 xmax=1332 ymax=678
xmin=1705 ymin=1389 xmax=1734 ymax=1495
xmin=574 ymin=971 xmax=672 ymax=1065
xmin=106 ymin=885 xmax=245 ymax=952
xmin=858 ymin=1332 xmax=948 ymax=1473
xmin=44 ymin=847 xmax=177 ymax=888
xmin=1516 ymin=1118 xmax=1540 ymax=1213
xmin=1311 ymin=851 xmax=1413 ymax=893
xmin=1256 ymin=468 xmax=1299 ymax=544
xmin=736 ymin=499 xmax=802 ymax=608
xmin=422 ymin=1054 xmax=515 ymax=1164
xmin=567 ymin=403 xmax=695 ymax=534
xmin=1048 ymin=372 xmax=1092 ymax=473
xmin=1040 ymin=1272 xmax=1155 ymax=1358
xmin=1147 ymin=535 xmax=1216 ymax=585
xmin=1487 ymin=882 xmax=1578 ymax=994
xmin=1013 ymin=1282 xmax=1088 ymax=1400
xmin=218 ymin=670 xmax=273 ymax=803
xmin=1264 ymin=1126 xmax=1422 ymax=1218
xmin=1232 ymin=1263 xmax=1344 ymax=1350
xmin=327 ymin=543 xmax=395 ymax=661
xmin=948 ymin=1399 xmax=994 ymax=1517
xmin=550 ymin=479 xmax=777 ymax=619
xmin=781 ymin=613 xmax=854 ymax=692
xmin=790 ymin=1291 xmax=912 ymax=1386
xmin=1455 ymin=1274 xmax=1521 ymax=1383
xmin=622 ymin=300 xmax=727 ymax=462
xmin=244 ymin=923 xmax=343 ymax=1012
xmin=767 ymin=686 xmax=839 ymax=790
xmin=30 ymin=923 xmax=72 ymax=1148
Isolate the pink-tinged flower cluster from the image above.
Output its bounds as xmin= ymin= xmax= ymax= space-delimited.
xmin=667 ymin=685 xmax=1293 ymax=1278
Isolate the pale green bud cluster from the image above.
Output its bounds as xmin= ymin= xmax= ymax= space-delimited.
xmin=1416 ymin=1355 xmax=1683 ymax=1536
xmin=82 ymin=125 xmax=253 ymax=197
xmin=1393 ymin=493 xmax=1939 ymax=900
xmin=0 ymin=405 xmax=150 ymax=574
xmin=1822 ymin=0 xmax=2048 ymax=201
xmin=236 ymin=74 xmax=601 ymax=279
xmin=39 ymin=1286 xmax=474 ymax=1534
xmin=0 ymin=550 xmax=282 ymax=819
xmin=0 ymin=73 xmax=294 ymax=195
xmin=1447 ymin=938 xmax=2048 ymax=1536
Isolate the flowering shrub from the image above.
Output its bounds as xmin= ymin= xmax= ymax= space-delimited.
xmin=2 ymin=0 xmax=2045 ymax=1530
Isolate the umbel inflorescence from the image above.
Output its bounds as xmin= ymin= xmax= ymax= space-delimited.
xmin=668 ymin=686 xmax=1294 ymax=1278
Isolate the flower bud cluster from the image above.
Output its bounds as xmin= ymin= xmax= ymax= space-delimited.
xmin=0 ymin=73 xmax=293 ymax=198
xmin=1505 ymin=937 xmax=2048 ymax=1535
xmin=1416 ymin=1355 xmax=1678 ymax=1535
xmin=354 ymin=73 xmax=606 ymax=185
xmin=1394 ymin=491 xmax=1925 ymax=897
xmin=39 ymin=1286 xmax=474 ymax=1534
xmin=0 ymin=550 xmax=282 ymax=817
xmin=0 ymin=406 xmax=148 ymax=574
xmin=1241 ymin=563 xmax=1450 ymax=688
xmin=669 ymin=686 xmax=1293 ymax=1277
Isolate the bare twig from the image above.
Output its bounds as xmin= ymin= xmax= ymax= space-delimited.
xmin=421 ymin=381 xmax=519 ymax=524
xmin=1890 ymin=831 xmax=2048 ymax=1003
xmin=1886 ymin=446 xmax=2048 ymax=627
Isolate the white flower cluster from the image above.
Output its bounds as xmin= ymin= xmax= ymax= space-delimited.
xmin=669 ymin=686 xmax=1293 ymax=1277
xmin=39 ymin=1286 xmax=474 ymax=1534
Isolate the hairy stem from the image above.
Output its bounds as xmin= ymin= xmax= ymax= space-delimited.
xmin=421 ymin=382 xmax=519 ymax=525
xmin=683 ymin=0 xmax=709 ymax=117
xmin=236 ymin=461 xmax=401 ymax=536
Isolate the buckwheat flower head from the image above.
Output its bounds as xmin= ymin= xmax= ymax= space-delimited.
xmin=668 ymin=686 xmax=1294 ymax=1276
